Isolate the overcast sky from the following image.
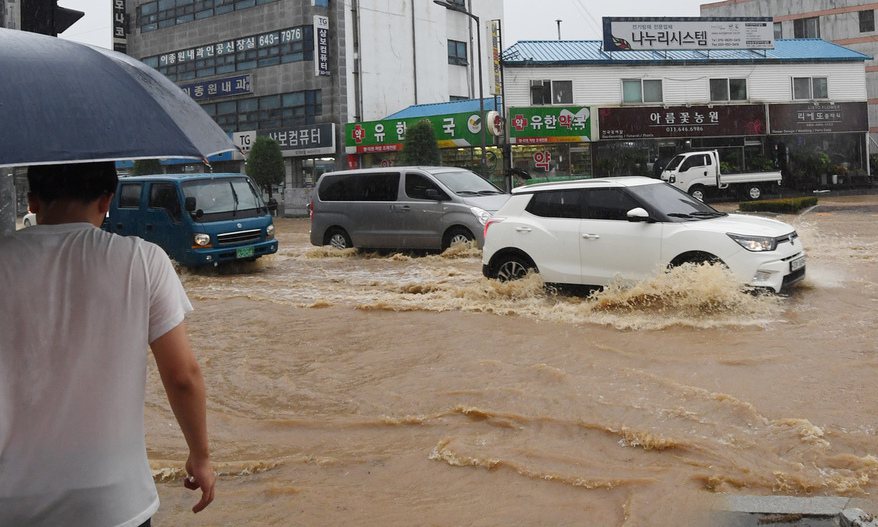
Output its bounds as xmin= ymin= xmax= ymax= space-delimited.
xmin=57 ymin=0 xmax=706 ymax=49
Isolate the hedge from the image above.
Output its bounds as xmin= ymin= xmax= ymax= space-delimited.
xmin=738 ymin=196 xmax=818 ymax=214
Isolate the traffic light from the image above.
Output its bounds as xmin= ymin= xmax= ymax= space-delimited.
xmin=20 ymin=0 xmax=84 ymax=36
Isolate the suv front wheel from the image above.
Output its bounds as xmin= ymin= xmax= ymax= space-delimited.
xmin=493 ymin=254 xmax=536 ymax=281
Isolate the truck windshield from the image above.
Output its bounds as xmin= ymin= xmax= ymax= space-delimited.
xmin=182 ymin=178 xmax=264 ymax=220
xmin=431 ymin=169 xmax=504 ymax=195
xmin=664 ymin=155 xmax=685 ymax=171
xmin=627 ymin=182 xmax=726 ymax=222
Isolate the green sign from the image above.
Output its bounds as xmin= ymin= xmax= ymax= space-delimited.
xmin=345 ymin=111 xmax=489 ymax=153
xmin=508 ymin=106 xmax=591 ymax=144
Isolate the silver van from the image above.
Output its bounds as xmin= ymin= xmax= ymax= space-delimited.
xmin=309 ymin=166 xmax=509 ymax=250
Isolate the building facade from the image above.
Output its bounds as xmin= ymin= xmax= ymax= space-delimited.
xmin=123 ymin=0 xmax=502 ymax=215
xmin=702 ymin=0 xmax=878 ymax=151
xmin=500 ymin=39 xmax=870 ymax=191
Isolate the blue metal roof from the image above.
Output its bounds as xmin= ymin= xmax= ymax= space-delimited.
xmin=386 ymin=97 xmax=500 ymax=119
xmin=502 ymin=39 xmax=871 ymax=66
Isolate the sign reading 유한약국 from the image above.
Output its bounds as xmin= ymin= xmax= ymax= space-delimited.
xmin=598 ymin=105 xmax=766 ymax=140
xmin=603 ymin=17 xmax=774 ymax=51
xmin=508 ymin=107 xmax=591 ymax=144
xmin=345 ymin=112 xmax=489 ymax=154
xmin=180 ymin=74 xmax=252 ymax=101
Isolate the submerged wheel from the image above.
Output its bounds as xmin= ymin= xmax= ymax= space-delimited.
xmin=325 ymin=228 xmax=352 ymax=249
xmin=689 ymin=185 xmax=706 ymax=202
xmin=23 ymin=218 xmax=32 ymax=227
xmin=493 ymin=254 xmax=536 ymax=281
xmin=443 ymin=227 xmax=474 ymax=250
xmin=746 ymin=185 xmax=762 ymax=200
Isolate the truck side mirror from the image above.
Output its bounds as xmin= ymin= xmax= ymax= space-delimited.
xmin=184 ymin=197 xmax=197 ymax=212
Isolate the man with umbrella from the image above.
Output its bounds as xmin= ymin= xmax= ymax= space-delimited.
xmin=0 ymin=29 xmax=235 ymax=526
xmin=0 ymin=162 xmax=215 ymax=526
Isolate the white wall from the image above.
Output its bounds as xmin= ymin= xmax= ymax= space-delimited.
xmin=503 ymin=62 xmax=868 ymax=107
xmin=345 ymin=0 xmax=503 ymax=121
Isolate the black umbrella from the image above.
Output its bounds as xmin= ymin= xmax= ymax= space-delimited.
xmin=0 ymin=28 xmax=237 ymax=168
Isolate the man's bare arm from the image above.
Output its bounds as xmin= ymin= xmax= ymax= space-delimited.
xmin=151 ymin=323 xmax=215 ymax=513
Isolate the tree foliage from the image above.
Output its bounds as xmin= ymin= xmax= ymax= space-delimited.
xmin=132 ymin=159 xmax=163 ymax=175
xmin=246 ymin=136 xmax=285 ymax=198
xmin=400 ymin=119 xmax=440 ymax=166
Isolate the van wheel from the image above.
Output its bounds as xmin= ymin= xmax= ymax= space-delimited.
xmin=23 ymin=218 xmax=32 ymax=227
xmin=493 ymin=254 xmax=536 ymax=281
xmin=689 ymin=185 xmax=706 ymax=202
xmin=325 ymin=228 xmax=352 ymax=249
xmin=746 ymin=185 xmax=762 ymax=200
xmin=443 ymin=227 xmax=474 ymax=250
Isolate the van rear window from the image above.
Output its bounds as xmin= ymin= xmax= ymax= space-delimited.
xmin=319 ymin=173 xmax=399 ymax=201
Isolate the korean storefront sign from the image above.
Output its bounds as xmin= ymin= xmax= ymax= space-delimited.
xmin=508 ymin=107 xmax=591 ymax=144
xmin=768 ymin=102 xmax=868 ymax=135
xmin=345 ymin=112 xmax=486 ymax=153
xmin=113 ymin=0 xmax=127 ymax=53
xmin=314 ymin=15 xmax=330 ymax=77
xmin=258 ymin=123 xmax=336 ymax=156
xmin=603 ymin=17 xmax=774 ymax=51
xmin=598 ymin=104 xmax=766 ymax=140
xmin=180 ymin=75 xmax=252 ymax=101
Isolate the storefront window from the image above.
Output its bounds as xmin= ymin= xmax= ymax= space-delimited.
xmin=512 ymin=144 xmax=592 ymax=182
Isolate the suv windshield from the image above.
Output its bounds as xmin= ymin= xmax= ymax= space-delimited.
xmin=182 ymin=178 xmax=264 ymax=221
xmin=664 ymin=155 xmax=685 ymax=171
xmin=431 ymin=169 xmax=504 ymax=196
xmin=627 ymin=182 xmax=726 ymax=222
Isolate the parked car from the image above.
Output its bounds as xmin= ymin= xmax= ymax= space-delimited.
xmin=22 ymin=212 xmax=36 ymax=227
xmin=482 ymin=177 xmax=805 ymax=293
xmin=660 ymin=149 xmax=782 ymax=201
xmin=104 ymin=173 xmax=278 ymax=267
xmin=310 ymin=166 xmax=509 ymax=250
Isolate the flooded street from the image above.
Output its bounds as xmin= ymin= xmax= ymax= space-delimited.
xmin=147 ymin=195 xmax=878 ymax=526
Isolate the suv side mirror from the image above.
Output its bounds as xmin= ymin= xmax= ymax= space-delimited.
xmin=626 ymin=207 xmax=651 ymax=222
xmin=184 ymin=197 xmax=197 ymax=212
xmin=424 ymin=188 xmax=445 ymax=201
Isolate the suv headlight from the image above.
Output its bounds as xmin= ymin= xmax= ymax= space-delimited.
xmin=470 ymin=206 xmax=492 ymax=226
xmin=727 ymin=233 xmax=776 ymax=252
xmin=266 ymin=224 xmax=275 ymax=238
xmin=193 ymin=233 xmax=211 ymax=247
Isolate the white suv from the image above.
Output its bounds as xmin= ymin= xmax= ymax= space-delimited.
xmin=481 ymin=177 xmax=805 ymax=293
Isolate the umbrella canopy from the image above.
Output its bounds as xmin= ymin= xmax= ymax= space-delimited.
xmin=0 ymin=28 xmax=237 ymax=168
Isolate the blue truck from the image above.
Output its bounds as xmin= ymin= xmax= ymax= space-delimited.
xmin=104 ymin=173 xmax=278 ymax=267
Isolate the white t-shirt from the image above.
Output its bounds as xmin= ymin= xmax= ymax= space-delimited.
xmin=0 ymin=223 xmax=193 ymax=527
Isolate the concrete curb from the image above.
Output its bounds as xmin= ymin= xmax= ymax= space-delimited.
xmin=715 ymin=495 xmax=877 ymax=526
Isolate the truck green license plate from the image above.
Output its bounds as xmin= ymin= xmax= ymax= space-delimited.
xmin=790 ymin=256 xmax=805 ymax=272
xmin=236 ymin=246 xmax=255 ymax=259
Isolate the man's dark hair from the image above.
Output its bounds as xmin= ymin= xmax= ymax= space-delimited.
xmin=28 ymin=162 xmax=118 ymax=204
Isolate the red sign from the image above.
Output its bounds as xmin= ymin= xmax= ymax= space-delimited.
xmin=534 ymin=151 xmax=551 ymax=171
xmin=598 ymin=104 xmax=766 ymax=140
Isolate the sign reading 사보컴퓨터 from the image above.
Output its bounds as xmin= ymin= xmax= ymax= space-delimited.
xmin=603 ymin=17 xmax=774 ymax=51
xmin=345 ymin=112 xmax=489 ymax=153
xmin=508 ymin=107 xmax=591 ymax=144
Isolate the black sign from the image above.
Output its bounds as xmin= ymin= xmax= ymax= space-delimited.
xmin=599 ymin=104 xmax=766 ymax=140
xmin=113 ymin=0 xmax=127 ymax=53
xmin=768 ymin=102 xmax=868 ymax=135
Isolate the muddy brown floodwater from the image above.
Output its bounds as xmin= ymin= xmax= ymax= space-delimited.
xmin=146 ymin=195 xmax=878 ymax=526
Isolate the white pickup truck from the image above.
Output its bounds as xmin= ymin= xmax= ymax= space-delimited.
xmin=660 ymin=150 xmax=782 ymax=201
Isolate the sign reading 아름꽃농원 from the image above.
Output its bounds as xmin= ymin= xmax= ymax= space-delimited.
xmin=598 ymin=104 xmax=766 ymax=140
xmin=508 ymin=107 xmax=591 ymax=144
xmin=345 ymin=112 xmax=488 ymax=153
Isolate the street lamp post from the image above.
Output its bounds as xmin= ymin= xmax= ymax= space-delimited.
xmin=433 ymin=0 xmax=487 ymax=175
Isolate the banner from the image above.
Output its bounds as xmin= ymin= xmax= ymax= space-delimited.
xmin=180 ymin=74 xmax=252 ymax=101
xmin=768 ymin=102 xmax=868 ymax=135
xmin=598 ymin=104 xmax=766 ymax=140
xmin=345 ymin=112 xmax=488 ymax=153
xmin=314 ymin=15 xmax=330 ymax=76
xmin=603 ymin=17 xmax=774 ymax=51
xmin=508 ymin=107 xmax=591 ymax=144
